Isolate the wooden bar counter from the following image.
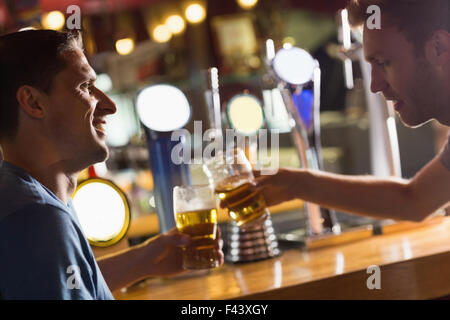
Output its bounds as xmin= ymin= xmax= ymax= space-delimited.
xmin=114 ymin=216 xmax=450 ymax=300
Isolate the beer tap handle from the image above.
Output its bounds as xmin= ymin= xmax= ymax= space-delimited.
xmin=204 ymin=67 xmax=223 ymax=141
xmin=339 ymin=9 xmax=355 ymax=90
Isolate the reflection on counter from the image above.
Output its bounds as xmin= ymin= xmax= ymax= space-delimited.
xmin=115 ymin=217 xmax=450 ymax=300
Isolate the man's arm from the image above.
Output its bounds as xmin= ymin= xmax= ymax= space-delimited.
xmin=95 ymin=229 xmax=188 ymax=293
xmin=255 ymin=155 xmax=450 ymax=222
xmin=96 ymin=228 xmax=224 ymax=293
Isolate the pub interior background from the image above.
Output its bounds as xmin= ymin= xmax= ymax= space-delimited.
xmin=0 ymin=0 xmax=448 ymax=248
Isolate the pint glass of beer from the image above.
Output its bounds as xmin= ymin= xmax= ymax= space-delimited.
xmin=203 ymin=148 xmax=270 ymax=229
xmin=173 ymin=185 xmax=220 ymax=270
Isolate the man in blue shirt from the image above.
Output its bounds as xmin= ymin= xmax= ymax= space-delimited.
xmin=0 ymin=30 xmax=223 ymax=299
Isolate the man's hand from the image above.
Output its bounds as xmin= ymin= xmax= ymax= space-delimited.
xmin=219 ymin=168 xmax=299 ymax=209
xmin=139 ymin=226 xmax=225 ymax=278
xmin=98 ymin=226 xmax=224 ymax=292
xmin=253 ymin=168 xmax=300 ymax=207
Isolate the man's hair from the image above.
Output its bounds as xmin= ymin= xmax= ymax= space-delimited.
xmin=346 ymin=0 xmax=449 ymax=54
xmin=0 ymin=29 xmax=83 ymax=140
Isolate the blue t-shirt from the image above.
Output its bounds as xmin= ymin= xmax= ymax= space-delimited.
xmin=0 ymin=161 xmax=114 ymax=300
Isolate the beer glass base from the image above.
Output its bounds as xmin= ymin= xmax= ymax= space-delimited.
xmin=236 ymin=210 xmax=270 ymax=230
xmin=183 ymin=247 xmax=219 ymax=270
xmin=225 ymin=213 xmax=281 ymax=264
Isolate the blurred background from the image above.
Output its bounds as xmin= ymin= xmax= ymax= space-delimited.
xmin=1 ymin=0 xmax=448 ymax=244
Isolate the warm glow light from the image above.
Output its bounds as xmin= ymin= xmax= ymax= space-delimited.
xmin=282 ymin=36 xmax=296 ymax=47
xmin=237 ymin=0 xmax=258 ymax=10
xmin=72 ymin=179 xmax=130 ymax=246
xmin=115 ymin=38 xmax=135 ymax=55
xmin=227 ymin=94 xmax=264 ymax=136
xmin=152 ymin=24 xmax=172 ymax=43
xmin=165 ymin=15 xmax=186 ymax=34
xmin=19 ymin=26 xmax=36 ymax=32
xmin=185 ymin=3 xmax=206 ymax=24
xmin=41 ymin=11 xmax=65 ymax=30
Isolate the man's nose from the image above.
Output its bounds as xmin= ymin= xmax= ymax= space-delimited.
xmin=370 ymin=67 xmax=388 ymax=94
xmin=93 ymin=86 xmax=117 ymax=115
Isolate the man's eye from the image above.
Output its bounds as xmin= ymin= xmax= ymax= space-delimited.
xmin=81 ymin=83 xmax=93 ymax=93
xmin=376 ymin=60 xmax=389 ymax=67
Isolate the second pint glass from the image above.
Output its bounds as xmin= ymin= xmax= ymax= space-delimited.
xmin=203 ymin=148 xmax=270 ymax=229
xmin=173 ymin=185 xmax=220 ymax=270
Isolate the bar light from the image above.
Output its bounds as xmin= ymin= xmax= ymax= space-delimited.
xmin=153 ymin=24 xmax=172 ymax=43
xmin=272 ymin=47 xmax=317 ymax=86
xmin=72 ymin=179 xmax=131 ymax=247
xmin=227 ymin=94 xmax=264 ymax=136
xmin=165 ymin=15 xmax=186 ymax=35
xmin=115 ymin=37 xmax=134 ymax=55
xmin=41 ymin=10 xmax=65 ymax=30
xmin=136 ymin=84 xmax=191 ymax=132
xmin=237 ymin=0 xmax=259 ymax=10
xmin=185 ymin=3 xmax=206 ymax=24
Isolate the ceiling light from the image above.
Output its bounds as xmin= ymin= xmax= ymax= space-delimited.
xmin=165 ymin=15 xmax=185 ymax=34
xmin=185 ymin=3 xmax=206 ymax=24
xmin=153 ymin=24 xmax=172 ymax=43
xmin=115 ymin=38 xmax=135 ymax=55
xmin=237 ymin=0 xmax=259 ymax=10
xmin=41 ymin=11 xmax=65 ymax=30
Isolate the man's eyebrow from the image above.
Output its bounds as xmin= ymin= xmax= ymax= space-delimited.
xmin=78 ymin=73 xmax=97 ymax=83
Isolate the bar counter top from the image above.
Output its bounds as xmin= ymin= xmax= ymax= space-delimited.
xmin=114 ymin=216 xmax=450 ymax=300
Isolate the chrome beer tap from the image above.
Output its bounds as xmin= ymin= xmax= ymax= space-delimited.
xmin=337 ymin=9 xmax=402 ymax=178
xmin=265 ymin=40 xmax=341 ymax=237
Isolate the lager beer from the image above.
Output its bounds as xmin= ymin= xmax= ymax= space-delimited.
xmin=175 ymin=208 xmax=218 ymax=242
xmin=203 ymin=148 xmax=270 ymax=228
xmin=215 ymin=176 xmax=268 ymax=227
xmin=173 ymin=185 xmax=220 ymax=270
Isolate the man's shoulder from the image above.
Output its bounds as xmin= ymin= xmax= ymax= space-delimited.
xmin=0 ymin=164 xmax=62 ymax=222
xmin=0 ymin=203 xmax=76 ymax=241
xmin=0 ymin=203 xmax=100 ymax=300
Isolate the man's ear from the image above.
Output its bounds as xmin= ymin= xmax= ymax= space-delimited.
xmin=15 ymin=85 xmax=46 ymax=119
xmin=425 ymin=30 xmax=450 ymax=67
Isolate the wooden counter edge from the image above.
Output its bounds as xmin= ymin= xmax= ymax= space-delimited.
xmin=233 ymin=250 xmax=450 ymax=300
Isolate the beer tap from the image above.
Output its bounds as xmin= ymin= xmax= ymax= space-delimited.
xmin=337 ymin=9 xmax=402 ymax=178
xmin=202 ymin=67 xmax=281 ymax=263
xmin=265 ymin=40 xmax=341 ymax=237
xmin=203 ymin=67 xmax=223 ymax=142
xmin=136 ymin=84 xmax=192 ymax=233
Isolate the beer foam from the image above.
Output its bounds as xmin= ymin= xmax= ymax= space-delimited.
xmin=178 ymin=198 xmax=216 ymax=212
xmin=215 ymin=174 xmax=253 ymax=190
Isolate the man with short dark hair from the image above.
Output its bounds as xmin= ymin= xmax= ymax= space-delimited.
xmin=239 ymin=0 xmax=450 ymax=222
xmin=0 ymin=30 xmax=223 ymax=299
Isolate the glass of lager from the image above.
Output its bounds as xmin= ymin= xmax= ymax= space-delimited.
xmin=203 ymin=148 xmax=270 ymax=229
xmin=173 ymin=184 xmax=220 ymax=270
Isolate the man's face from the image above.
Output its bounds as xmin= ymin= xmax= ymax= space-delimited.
xmin=363 ymin=25 xmax=441 ymax=127
xmin=43 ymin=46 xmax=116 ymax=169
